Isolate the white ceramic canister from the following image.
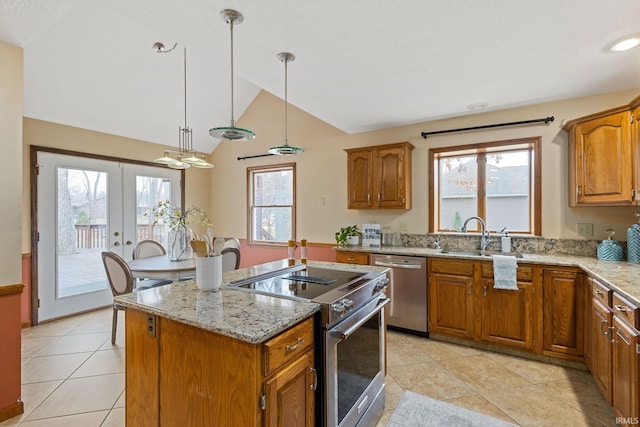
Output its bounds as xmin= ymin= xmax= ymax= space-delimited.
xmin=196 ymin=255 xmax=223 ymax=291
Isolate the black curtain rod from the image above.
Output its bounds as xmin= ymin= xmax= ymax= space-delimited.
xmin=421 ymin=116 xmax=554 ymax=139
xmin=237 ymin=153 xmax=276 ymax=161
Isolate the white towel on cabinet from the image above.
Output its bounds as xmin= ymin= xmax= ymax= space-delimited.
xmin=493 ymin=255 xmax=518 ymax=290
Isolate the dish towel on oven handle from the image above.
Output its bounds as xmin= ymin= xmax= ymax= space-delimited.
xmin=492 ymin=255 xmax=518 ymax=290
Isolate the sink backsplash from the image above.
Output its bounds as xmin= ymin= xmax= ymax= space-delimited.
xmin=398 ymin=233 xmax=602 ymax=258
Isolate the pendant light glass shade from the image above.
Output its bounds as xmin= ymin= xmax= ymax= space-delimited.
xmin=268 ymin=52 xmax=303 ymax=156
xmin=152 ymin=45 xmax=214 ymax=169
xmin=209 ymin=9 xmax=255 ymax=141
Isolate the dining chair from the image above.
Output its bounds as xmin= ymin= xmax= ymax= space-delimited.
xmin=101 ymin=251 xmax=136 ymax=344
xmin=221 ymin=247 xmax=241 ymax=271
xmin=133 ymin=239 xmax=166 ymax=259
xmin=132 ymin=240 xmax=174 ymax=287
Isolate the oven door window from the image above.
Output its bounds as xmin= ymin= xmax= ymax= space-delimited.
xmin=336 ymin=314 xmax=381 ymax=423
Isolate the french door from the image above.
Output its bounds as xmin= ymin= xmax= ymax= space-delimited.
xmin=36 ymin=151 xmax=181 ymax=322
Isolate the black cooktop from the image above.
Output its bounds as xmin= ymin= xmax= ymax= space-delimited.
xmin=234 ymin=266 xmax=365 ymax=300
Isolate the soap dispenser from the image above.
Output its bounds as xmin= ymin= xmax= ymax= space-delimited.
xmin=597 ymin=229 xmax=623 ymax=261
xmin=500 ymin=228 xmax=511 ymax=253
xmin=627 ymin=213 xmax=640 ymax=264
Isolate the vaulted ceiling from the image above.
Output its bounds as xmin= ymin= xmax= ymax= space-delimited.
xmin=2 ymin=0 xmax=639 ymax=153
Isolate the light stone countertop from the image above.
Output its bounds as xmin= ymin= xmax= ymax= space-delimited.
xmin=339 ymin=246 xmax=640 ymax=305
xmin=114 ymin=259 xmax=389 ymax=344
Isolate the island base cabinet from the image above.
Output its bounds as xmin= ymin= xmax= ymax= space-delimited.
xmin=264 ymin=351 xmax=315 ymax=427
xmin=125 ymin=308 xmax=315 ymax=427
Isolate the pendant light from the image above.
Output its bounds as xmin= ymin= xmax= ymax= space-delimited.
xmin=209 ymin=9 xmax=256 ymax=141
xmin=153 ymin=44 xmax=214 ymax=169
xmin=268 ymin=52 xmax=303 ymax=156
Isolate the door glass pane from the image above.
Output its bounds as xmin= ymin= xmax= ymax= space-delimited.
xmin=439 ymin=155 xmax=478 ymax=231
xmin=486 ymin=151 xmax=530 ymax=232
xmin=136 ymin=175 xmax=172 ymax=248
xmin=57 ymin=167 xmax=108 ymax=298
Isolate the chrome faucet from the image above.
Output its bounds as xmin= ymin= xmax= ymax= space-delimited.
xmin=461 ymin=216 xmax=492 ymax=254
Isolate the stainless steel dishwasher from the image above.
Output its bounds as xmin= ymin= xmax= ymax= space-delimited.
xmin=371 ymin=254 xmax=428 ymax=335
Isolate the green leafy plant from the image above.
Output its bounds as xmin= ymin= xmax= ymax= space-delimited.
xmin=335 ymin=225 xmax=361 ymax=247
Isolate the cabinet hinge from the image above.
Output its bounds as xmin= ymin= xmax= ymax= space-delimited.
xmin=260 ymin=393 xmax=266 ymax=411
xmin=533 ymin=338 xmax=536 ymax=347
xmin=146 ymin=315 xmax=156 ymax=338
xmin=631 ymin=115 xmax=634 ymax=124
xmin=636 ymin=343 xmax=640 ymax=355
xmin=532 ymin=287 xmax=535 ymax=294
xmin=632 ymin=189 xmax=636 ymax=199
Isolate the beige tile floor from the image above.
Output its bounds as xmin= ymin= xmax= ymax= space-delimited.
xmin=4 ymin=308 xmax=617 ymax=426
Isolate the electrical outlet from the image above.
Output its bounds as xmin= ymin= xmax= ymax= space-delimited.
xmin=398 ymin=221 xmax=408 ymax=232
xmin=577 ymin=223 xmax=593 ymax=236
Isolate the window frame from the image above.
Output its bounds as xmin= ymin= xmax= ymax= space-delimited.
xmin=429 ymin=137 xmax=541 ymax=235
xmin=246 ymin=162 xmax=297 ymax=246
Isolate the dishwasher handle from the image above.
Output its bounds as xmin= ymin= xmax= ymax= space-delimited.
xmin=374 ymin=260 xmax=422 ymax=269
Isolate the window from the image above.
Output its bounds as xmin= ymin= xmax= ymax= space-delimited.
xmin=429 ymin=137 xmax=541 ymax=235
xmin=247 ymin=163 xmax=296 ymax=244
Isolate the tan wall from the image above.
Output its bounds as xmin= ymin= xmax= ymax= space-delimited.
xmin=1 ymin=41 xmax=23 ymax=285
xmin=211 ymin=88 xmax=640 ymax=243
xmin=21 ymin=118 xmax=212 ymax=253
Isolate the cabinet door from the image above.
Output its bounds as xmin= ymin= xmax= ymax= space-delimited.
xmin=481 ymin=280 xmax=534 ymax=350
xmin=612 ymin=316 xmax=640 ymax=419
xmin=264 ymin=351 xmax=315 ymax=427
xmin=347 ymin=150 xmax=374 ymax=209
xmin=543 ymin=270 xmax=585 ymax=358
xmin=428 ymin=272 xmax=475 ymax=339
xmin=375 ymin=146 xmax=409 ymax=208
xmin=572 ymin=111 xmax=633 ymax=205
xmin=591 ymin=298 xmax=613 ymax=403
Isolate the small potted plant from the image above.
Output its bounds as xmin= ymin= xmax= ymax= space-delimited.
xmin=335 ymin=225 xmax=361 ymax=247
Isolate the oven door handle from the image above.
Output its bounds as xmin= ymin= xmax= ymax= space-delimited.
xmin=331 ymin=298 xmax=390 ymax=341
xmin=374 ymin=261 xmax=422 ymax=269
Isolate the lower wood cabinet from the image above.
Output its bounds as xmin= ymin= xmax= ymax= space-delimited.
xmin=591 ymin=297 xmax=613 ymax=402
xmin=542 ymin=268 xmax=585 ymax=360
xmin=428 ymin=258 xmax=539 ymax=351
xmin=125 ymin=309 xmax=315 ymax=427
xmin=480 ymin=263 xmax=539 ymax=352
xmin=428 ymin=259 xmax=475 ymax=340
xmin=335 ymin=250 xmax=370 ymax=265
xmin=611 ymin=293 xmax=640 ymax=419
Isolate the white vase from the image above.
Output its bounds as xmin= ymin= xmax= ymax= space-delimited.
xmin=347 ymin=235 xmax=360 ymax=246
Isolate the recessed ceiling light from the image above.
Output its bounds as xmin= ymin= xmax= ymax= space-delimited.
xmin=467 ymin=102 xmax=489 ymax=110
xmin=606 ymin=34 xmax=640 ymax=52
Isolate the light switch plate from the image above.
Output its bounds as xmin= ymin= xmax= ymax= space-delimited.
xmin=577 ymin=223 xmax=593 ymax=236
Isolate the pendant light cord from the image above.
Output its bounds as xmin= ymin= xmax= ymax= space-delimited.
xmin=284 ymin=57 xmax=288 ymax=145
xmin=183 ymin=47 xmax=188 ymax=130
xmin=229 ymin=19 xmax=235 ymax=126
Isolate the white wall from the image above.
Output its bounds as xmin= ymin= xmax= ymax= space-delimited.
xmin=210 ymin=88 xmax=640 ymax=243
xmin=0 ymin=41 xmax=23 ymax=285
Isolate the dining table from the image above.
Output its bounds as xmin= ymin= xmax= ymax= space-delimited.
xmin=128 ymin=255 xmax=196 ymax=281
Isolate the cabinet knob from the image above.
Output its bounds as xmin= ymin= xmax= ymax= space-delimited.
xmin=593 ymin=289 xmax=603 ymax=296
xmin=285 ymin=337 xmax=304 ymax=352
xmin=614 ymin=304 xmax=628 ymax=312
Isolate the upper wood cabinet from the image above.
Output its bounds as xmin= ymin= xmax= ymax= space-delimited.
xmin=345 ymin=142 xmax=414 ymax=209
xmin=564 ymin=95 xmax=640 ymax=206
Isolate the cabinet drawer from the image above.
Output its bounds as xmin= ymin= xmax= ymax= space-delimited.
xmin=481 ymin=263 xmax=533 ymax=281
xmin=430 ymin=258 xmax=473 ymax=276
xmin=336 ymin=251 xmax=370 ymax=265
xmin=264 ymin=317 xmax=314 ymax=376
xmin=590 ymin=277 xmax=612 ymax=306
xmin=612 ymin=293 xmax=639 ymax=330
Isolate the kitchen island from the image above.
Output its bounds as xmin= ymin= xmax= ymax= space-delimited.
xmin=115 ymin=259 xmax=388 ymax=427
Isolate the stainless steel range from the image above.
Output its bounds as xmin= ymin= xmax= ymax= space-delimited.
xmin=227 ymin=263 xmax=389 ymax=427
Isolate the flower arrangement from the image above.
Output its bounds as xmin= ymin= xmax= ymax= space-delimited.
xmin=148 ymin=200 xmax=211 ymax=231
xmin=147 ymin=200 xmax=211 ymax=261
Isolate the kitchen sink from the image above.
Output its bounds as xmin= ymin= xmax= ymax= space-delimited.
xmin=439 ymin=249 xmax=523 ymax=258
